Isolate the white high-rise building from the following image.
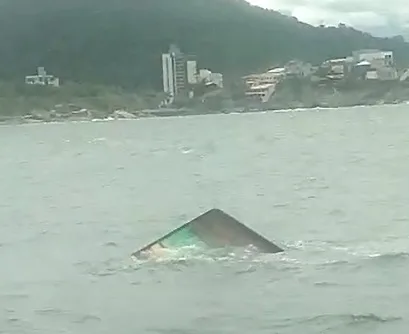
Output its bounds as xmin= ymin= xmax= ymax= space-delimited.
xmin=162 ymin=45 xmax=197 ymax=101
xmin=162 ymin=53 xmax=175 ymax=97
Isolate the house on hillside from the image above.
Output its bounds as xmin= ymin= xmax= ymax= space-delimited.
xmin=242 ymin=62 xmax=313 ymax=103
xmin=25 ymin=67 xmax=60 ymax=87
xmin=352 ymin=49 xmax=394 ymax=67
xmin=245 ymin=83 xmax=277 ymax=103
xmin=242 ymin=68 xmax=285 ymax=103
xmin=243 ymin=67 xmax=285 ymax=86
xmin=197 ymin=69 xmax=224 ymax=88
xmin=285 ymin=60 xmax=313 ymax=77
xmin=352 ymin=49 xmax=397 ymax=81
xmin=319 ymin=58 xmax=348 ymax=80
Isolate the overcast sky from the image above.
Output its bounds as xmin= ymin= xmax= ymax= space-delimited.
xmin=247 ymin=0 xmax=409 ymax=38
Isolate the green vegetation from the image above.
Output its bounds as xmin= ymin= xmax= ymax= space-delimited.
xmin=0 ymin=82 xmax=164 ymax=117
xmin=0 ymin=0 xmax=409 ymax=92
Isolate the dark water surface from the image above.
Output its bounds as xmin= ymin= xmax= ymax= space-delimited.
xmin=1 ymin=105 xmax=409 ymax=333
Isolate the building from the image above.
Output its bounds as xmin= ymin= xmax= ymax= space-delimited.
xmin=162 ymin=44 xmax=197 ymax=101
xmin=243 ymin=67 xmax=285 ymax=87
xmin=197 ymin=69 xmax=223 ymax=88
xmin=245 ymin=83 xmax=277 ymax=103
xmin=285 ymin=60 xmax=313 ymax=77
xmin=161 ymin=45 xmax=225 ymax=106
xmin=243 ymin=73 xmax=274 ymax=87
xmin=352 ymin=49 xmax=394 ymax=68
xmin=266 ymin=67 xmax=286 ymax=80
xmin=314 ymin=49 xmax=397 ymax=83
xmin=242 ymin=68 xmax=284 ymax=103
xmin=365 ymin=67 xmax=398 ymax=81
xmin=350 ymin=49 xmax=397 ymax=81
xmin=25 ymin=67 xmax=60 ymax=87
xmin=321 ymin=58 xmax=347 ymax=80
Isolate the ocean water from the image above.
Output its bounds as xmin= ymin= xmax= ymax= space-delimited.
xmin=1 ymin=104 xmax=409 ymax=334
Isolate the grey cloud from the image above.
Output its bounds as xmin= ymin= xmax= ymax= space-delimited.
xmin=248 ymin=0 xmax=409 ymax=39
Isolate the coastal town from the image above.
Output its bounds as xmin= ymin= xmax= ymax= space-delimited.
xmin=159 ymin=44 xmax=409 ymax=106
xmin=22 ymin=44 xmax=409 ymax=107
xmin=2 ymin=44 xmax=408 ymax=124
xmin=3 ymin=0 xmax=409 ymax=125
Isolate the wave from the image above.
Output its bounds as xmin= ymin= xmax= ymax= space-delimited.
xmin=303 ymin=313 xmax=401 ymax=324
xmin=126 ymin=240 xmax=409 ymax=268
xmin=274 ymin=313 xmax=402 ymax=331
xmin=299 ymin=313 xmax=402 ymax=329
xmin=365 ymin=251 xmax=409 ymax=263
xmin=131 ymin=245 xmax=276 ymax=264
xmin=77 ymin=240 xmax=409 ymax=279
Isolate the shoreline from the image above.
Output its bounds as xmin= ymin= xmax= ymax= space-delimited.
xmin=1 ymin=100 xmax=407 ymax=126
xmin=2 ymin=78 xmax=409 ymax=125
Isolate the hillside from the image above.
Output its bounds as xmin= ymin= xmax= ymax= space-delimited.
xmin=0 ymin=0 xmax=408 ymax=90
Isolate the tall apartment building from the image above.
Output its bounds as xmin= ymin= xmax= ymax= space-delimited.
xmin=162 ymin=44 xmax=197 ymax=100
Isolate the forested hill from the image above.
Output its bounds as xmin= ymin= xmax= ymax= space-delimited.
xmin=0 ymin=0 xmax=408 ymax=90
